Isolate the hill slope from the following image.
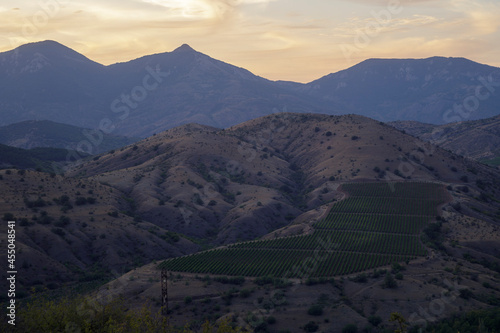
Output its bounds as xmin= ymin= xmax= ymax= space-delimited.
xmin=68 ymin=113 xmax=500 ymax=245
xmin=0 ymin=120 xmax=138 ymax=154
xmin=0 ymin=143 xmax=86 ymax=172
xmin=0 ymin=169 xmax=199 ymax=295
xmin=390 ymin=115 xmax=500 ymax=163
xmin=3 ymin=113 xmax=500 ymax=330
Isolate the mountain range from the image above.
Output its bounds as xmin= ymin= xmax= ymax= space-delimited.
xmin=1 ymin=40 xmax=499 ymax=138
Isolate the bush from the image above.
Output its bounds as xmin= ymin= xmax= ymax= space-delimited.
xmin=308 ymin=304 xmax=323 ymax=316
xmin=75 ymin=197 xmax=87 ymax=205
xmin=108 ymin=211 xmax=119 ymax=218
xmin=3 ymin=213 xmax=15 ymax=221
xmin=240 ymin=289 xmax=251 ymax=298
xmin=459 ymin=288 xmax=473 ymax=299
xmin=304 ymin=321 xmax=319 ymax=332
xmin=342 ymin=324 xmax=358 ymax=333
xmin=368 ymin=316 xmax=382 ymax=327
xmin=5 ymin=295 xmax=241 ymax=333
xmin=51 ymin=228 xmax=65 ymax=237
xmin=352 ymin=273 xmax=368 ymax=283
xmin=55 ymin=216 xmax=70 ymax=227
xmin=383 ymin=273 xmax=397 ymax=289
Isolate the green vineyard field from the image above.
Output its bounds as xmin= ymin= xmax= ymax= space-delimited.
xmin=159 ymin=182 xmax=448 ymax=277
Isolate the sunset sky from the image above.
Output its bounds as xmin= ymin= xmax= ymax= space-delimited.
xmin=1 ymin=0 xmax=500 ymax=82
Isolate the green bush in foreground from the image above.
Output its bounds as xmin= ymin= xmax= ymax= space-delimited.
xmin=2 ymin=294 xmax=243 ymax=332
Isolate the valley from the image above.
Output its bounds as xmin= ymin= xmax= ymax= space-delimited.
xmin=1 ymin=113 xmax=500 ymax=332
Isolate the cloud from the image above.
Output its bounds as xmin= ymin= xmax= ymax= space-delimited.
xmin=331 ymin=14 xmax=440 ymax=39
xmin=338 ymin=0 xmax=445 ymax=6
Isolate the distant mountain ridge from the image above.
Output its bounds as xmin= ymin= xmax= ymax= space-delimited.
xmin=1 ymin=40 xmax=499 ymax=137
xmin=300 ymin=57 xmax=500 ymax=124
xmin=0 ymin=143 xmax=83 ymax=171
xmin=0 ymin=120 xmax=138 ymax=154
xmin=390 ymin=115 xmax=500 ymax=164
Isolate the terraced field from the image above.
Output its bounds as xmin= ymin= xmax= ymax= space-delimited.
xmin=159 ymin=182 xmax=448 ymax=277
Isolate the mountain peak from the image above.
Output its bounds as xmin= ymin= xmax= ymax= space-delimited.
xmin=173 ymin=44 xmax=195 ymax=53
xmin=15 ymin=40 xmax=72 ymax=53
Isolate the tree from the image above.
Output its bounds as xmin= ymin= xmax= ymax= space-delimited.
xmin=389 ymin=312 xmax=407 ymax=333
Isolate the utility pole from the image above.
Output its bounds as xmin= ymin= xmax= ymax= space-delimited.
xmin=161 ymin=269 xmax=168 ymax=316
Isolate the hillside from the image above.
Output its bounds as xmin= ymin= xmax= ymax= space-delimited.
xmin=68 ymin=113 xmax=500 ymax=245
xmin=0 ymin=120 xmax=138 ymax=154
xmin=0 ymin=169 xmax=199 ymax=296
xmin=3 ymin=113 xmax=500 ymax=331
xmin=390 ymin=115 xmax=500 ymax=164
xmin=0 ymin=143 xmax=85 ymax=172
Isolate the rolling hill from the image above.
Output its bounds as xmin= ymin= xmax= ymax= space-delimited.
xmin=2 ymin=113 xmax=500 ymax=331
xmin=0 ymin=143 xmax=86 ymax=172
xmin=67 ymin=113 xmax=500 ymax=245
xmin=0 ymin=120 xmax=138 ymax=154
xmin=390 ymin=115 xmax=500 ymax=164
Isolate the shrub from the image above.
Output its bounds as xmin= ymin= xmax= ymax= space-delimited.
xmin=342 ymin=324 xmax=358 ymax=333
xmin=3 ymin=213 xmax=15 ymax=221
xmin=239 ymin=289 xmax=251 ymax=298
xmin=108 ymin=211 xmax=119 ymax=218
xmin=308 ymin=304 xmax=323 ymax=316
xmin=75 ymin=197 xmax=87 ymax=205
xmin=352 ymin=273 xmax=367 ymax=283
xmin=55 ymin=216 xmax=70 ymax=227
xmin=459 ymin=288 xmax=473 ymax=299
xmin=383 ymin=273 xmax=397 ymax=289
xmin=51 ymin=228 xmax=65 ymax=237
xmin=368 ymin=316 xmax=382 ymax=327
xmin=304 ymin=321 xmax=319 ymax=332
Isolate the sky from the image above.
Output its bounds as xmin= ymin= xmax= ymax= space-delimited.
xmin=1 ymin=0 xmax=500 ymax=82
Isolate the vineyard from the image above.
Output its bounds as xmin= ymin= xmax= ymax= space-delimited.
xmin=159 ymin=182 xmax=448 ymax=277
